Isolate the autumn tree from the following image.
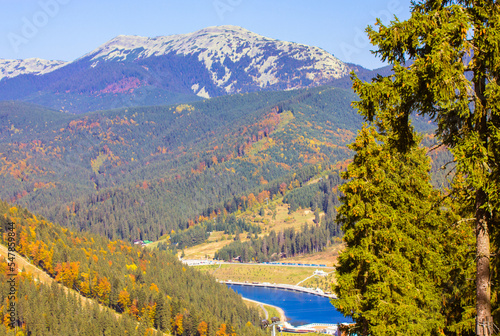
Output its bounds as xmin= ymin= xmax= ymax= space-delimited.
xmin=350 ymin=1 xmax=500 ymax=334
xmin=95 ymin=276 xmax=111 ymax=305
xmin=172 ymin=313 xmax=183 ymax=336
xmin=54 ymin=261 xmax=80 ymax=288
xmin=198 ymin=321 xmax=208 ymax=336
xmin=216 ymin=323 xmax=227 ymax=336
xmin=117 ymin=288 xmax=131 ymax=313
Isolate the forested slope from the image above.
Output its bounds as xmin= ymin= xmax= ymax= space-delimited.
xmin=0 ymin=87 xmax=365 ymax=242
xmin=0 ymin=201 xmax=265 ymax=336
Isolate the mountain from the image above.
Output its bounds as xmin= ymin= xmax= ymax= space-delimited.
xmin=327 ymin=63 xmax=393 ymax=90
xmin=0 ymin=58 xmax=67 ymax=81
xmin=0 ymin=86 xmax=366 ymax=241
xmin=81 ymin=25 xmax=350 ymax=95
xmin=0 ymin=26 xmax=367 ymax=113
xmin=0 ymin=85 xmax=438 ymax=242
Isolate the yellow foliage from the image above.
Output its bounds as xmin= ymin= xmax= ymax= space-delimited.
xmin=175 ymin=104 xmax=195 ymax=113
xmin=149 ymin=283 xmax=159 ymax=293
xmin=126 ymin=264 xmax=138 ymax=271
xmin=90 ymin=153 xmax=108 ymax=174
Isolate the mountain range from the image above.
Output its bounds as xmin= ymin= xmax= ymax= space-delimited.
xmin=0 ymin=25 xmax=387 ymax=113
xmin=0 ymin=87 xmax=362 ymax=240
xmin=0 ymin=25 xmax=434 ymax=243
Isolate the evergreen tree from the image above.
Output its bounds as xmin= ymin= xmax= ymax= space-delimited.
xmin=350 ymin=1 xmax=500 ymax=333
xmin=334 ymin=126 xmax=469 ymax=335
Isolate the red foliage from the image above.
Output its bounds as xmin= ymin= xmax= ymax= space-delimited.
xmin=99 ymin=77 xmax=143 ymax=94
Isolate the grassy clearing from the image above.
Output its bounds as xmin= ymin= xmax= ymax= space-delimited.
xmin=196 ymin=263 xmax=332 ymax=285
xmin=243 ymin=299 xmax=260 ymax=310
xmin=301 ymin=272 xmax=336 ymax=292
xmin=177 ymin=231 xmax=250 ymax=259
xmin=174 ymin=197 xmax=332 ymax=260
xmin=148 ymin=179 xmax=344 ymax=273
xmin=241 ymin=201 xmax=320 ymax=235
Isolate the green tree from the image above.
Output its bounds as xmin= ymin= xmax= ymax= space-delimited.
xmin=350 ymin=1 xmax=500 ymax=334
xmin=334 ymin=126 xmax=468 ymax=335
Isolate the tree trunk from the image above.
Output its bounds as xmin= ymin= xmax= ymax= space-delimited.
xmin=476 ymin=188 xmax=492 ymax=336
xmin=474 ymin=50 xmax=493 ymax=333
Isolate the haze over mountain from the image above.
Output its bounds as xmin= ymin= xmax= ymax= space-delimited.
xmin=0 ymin=25 xmax=383 ymax=113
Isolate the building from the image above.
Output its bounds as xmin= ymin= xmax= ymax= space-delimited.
xmin=314 ymin=269 xmax=328 ymax=276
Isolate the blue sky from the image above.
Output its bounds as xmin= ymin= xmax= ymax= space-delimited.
xmin=0 ymin=0 xmax=413 ymax=69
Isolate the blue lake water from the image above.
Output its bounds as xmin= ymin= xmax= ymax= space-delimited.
xmin=227 ymin=284 xmax=353 ymax=326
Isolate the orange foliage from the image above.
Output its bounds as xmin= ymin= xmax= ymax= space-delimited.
xmin=247 ymin=193 xmax=257 ymax=208
xmin=33 ymin=182 xmax=56 ymax=190
xmin=149 ymin=283 xmax=159 ymax=293
xmin=107 ymin=242 xmax=117 ymax=253
xmin=191 ymin=161 xmax=207 ymax=174
xmin=333 ymin=159 xmax=352 ymax=171
xmin=118 ymin=288 xmax=131 ymax=312
xmin=96 ymin=276 xmax=111 ymax=304
xmin=156 ymin=146 xmax=169 ymax=155
xmin=173 ymin=313 xmax=184 ymax=335
xmin=28 ymin=240 xmax=54 ymax=274
xmin=198 ymin=321 xmax=209 ymax=336
xmin=130 ymin=299 xmax=140 ymax=317
xmin=139 ymin=259 xmax=148 ymax=272
xmin=257 ymin=190 xmax=271 ymax=204
xmin=54 ymin=261 xmax=80 ymax=288
xmin=216 ymin=324 xmax=227 ymax=336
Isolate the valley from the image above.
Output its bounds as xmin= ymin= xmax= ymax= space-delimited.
xmin=0 ymin=15 xmax=476 ymax=335
xmin=0 ymin=83 xmax=447 ymax=335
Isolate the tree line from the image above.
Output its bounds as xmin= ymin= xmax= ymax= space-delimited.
xmin=214 ymin=222 xmax=336 ymax=263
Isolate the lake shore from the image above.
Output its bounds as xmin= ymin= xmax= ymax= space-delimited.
xmin=242 ymin=297 xmax=287 ymax=322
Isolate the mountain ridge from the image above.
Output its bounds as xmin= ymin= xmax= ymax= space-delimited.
xmin=0 ymin=87 xmax=363 ymax=241
xmin=0 ymin=25 xmax=385 ymax=113
xmin=81 ymin=25 xmax=350 ymax=95
xmin=0 ymin=58 xmax=67 ymax=81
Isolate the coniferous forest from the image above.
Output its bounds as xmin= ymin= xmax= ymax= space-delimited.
xmin=0 ymin=87 xmax=369 ymax=243
xmin=214 ymin=175 xmax=343 ymax=262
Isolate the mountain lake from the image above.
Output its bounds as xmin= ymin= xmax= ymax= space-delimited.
xmin=227 ymin=283 xmax=353 ymax=326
